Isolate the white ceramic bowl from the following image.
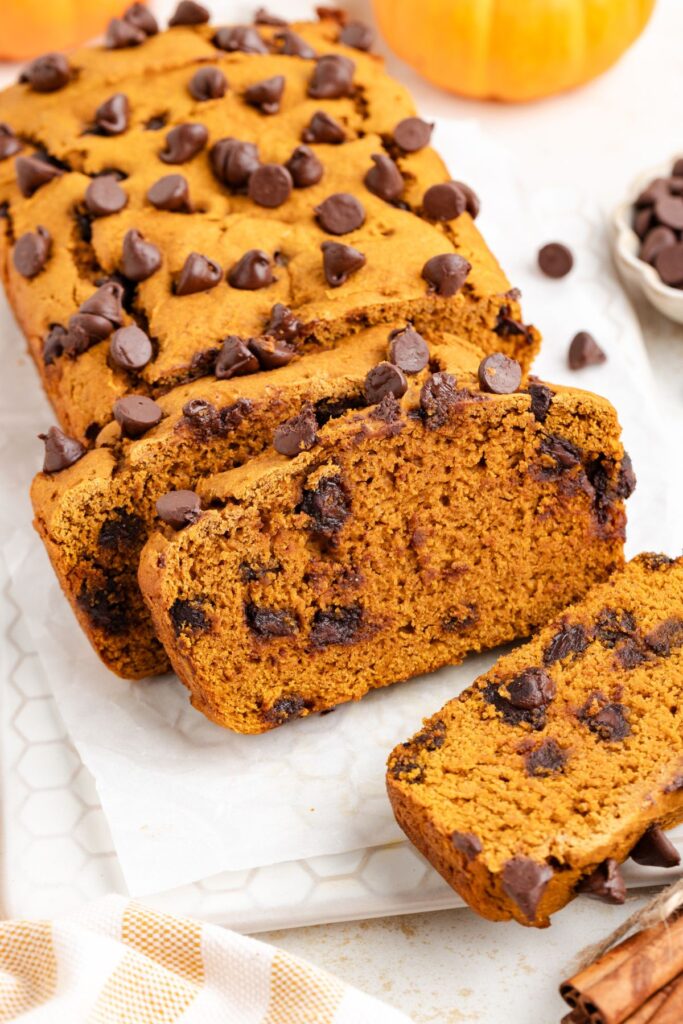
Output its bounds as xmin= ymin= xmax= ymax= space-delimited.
xmin=612 ymin=156 xmax=683 ymax=324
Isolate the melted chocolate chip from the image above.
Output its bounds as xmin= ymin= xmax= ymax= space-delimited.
xmin=0 ymin=124 xmax=22 ymax=161
xmin=175 ymin=252 xmax=222 ymax=295
xmin=483 ymin=682 xmax=547 ymax=731
xmin=321 ymin=240 xmax=365 ymax=286
xmin=645 ymin=617 xmax=683 ymax=657
xmin=43 ymin=325 xmax=68 ymax=365
xmin=274 ymin=405 xmax=318 ymax=456
xmin=639 ymin=553 xmax=676 ymax=572
xmin=286 ymin=145 xmax=323 ymax=188
xmin=339 ymin=20 xmax=373 ymax=50
xmin=213 ymin=26 xmax=268 ymax=53
xmin=160 ymin=123 xmax=208 ymax=164
xmin=544 ymin=623 xmax=589 ymax=665
xmin=248 ymin=163 xmax=292 ymax=207
xmin=423 ymin=181 xmax=467 ymax=221
xmin=85 ymin=175 xmax=128 ymax=216
xmin=169 ymin=1 xmax=210 ymax=26
xmin=586 ymin=703 xmax=631 ymax=742
xmin=266 ymin=303 xmax=303 ymax=342
xmin=302 ymin=111 xmax=346 ymax=144
xmin=210 ymin=137 xmax=260 ymax=188
xmin=274 ymin=29 xmax=316 ymax=58
xmin=364 ymin=361 xmax=407 ymax=404
xmin=299 ymin=474 xmax=350 ymax=538
xmin=20 ymin=53 xmax=71 ymax=93
xmin=181 ymin=397 xmax=251 ymax=438
xmin=614 ymin=638 xmax=648 ymax=670
xmin=113 ymin=395 xmax=163 ymax=437
xmin=617 ymin=453 xmax=637 ymax=499
xmin=188 ymin=65 xmax=227 ymax=101
xmin=388 ymin=326 xmax=429 ymax=374
xmin=422 ymin=253 xmax=471 ymax=297
xmin=97 ymin=508 xmax=144 ymax=548
xmin=393 ymin=117 xmax=433 ymax=153
xmin=576 ymin=859 xmax=625 ymax=904
xmin=15 ymin=155 xmax=63 ymax=198
xmin=13 ymin=226 xmax=51 ymax=278
xmin=316 ymin=193 xmax=365 ymax=234
xmin=105 ymin=17 xmax=147 ymax=48
xmin=478 ymin=353 xmax=522 ymax=394
xmin=501 ymin=857 xmax=553 ymax=921
xmin=245 ymin=603 xmax=299 ymax=638
xmin=39 ymin=426 xmax=85 ymax=473
xmin=169 ymin=597 xmax=210 ymax=635
xmin=507 ymin=669 xmax=556 ymax=710
xmin=147 ymin=174 xmax=192 ymax=212
xmin=121 ymin=229 xmax=162 ymax=281
xmin=227 ymin=249 xmax=274 ymax=290
xmin=248 ymin=335 xmax=295 ymax=369
xmin=156 ymin=490 xmax=202 ymax=530
xmin=528 ymin=383 xmax=554 ymax=423
xmin=215 ymin=335 xmax=259 ymax=379
xmin=109 ymin=325 xmax=153 ymax=372
xmin=124 ymin=3 xmax=159 ymax=36
xmin=364 ymin=154 xmax=404 ymax=202
xmin=94 ymin=93 xmax=130 ymax=136
xmin=308 ymin=54 xmax=355 ymax=99
xmin=263 ymin=695 xmax=309 ymax=725
xmin=451 ymin=832 xmax=482 ymax=861
xmin=525 ymin=738 xmax=568 ymax=777
xmin=539 ymin=434 xmax=582 ymax=474
xmin=629 ymin=826 xmax=681 ymax=868
xmin=419 ymin=372 xmax=459 ymax=428
xmin=594 ymin=608 xmax=636 ymax=648
xmin=77 ymin=573 xmax=130 ymax=636
xmin=310 ymin=604 xmax=363 ymax=648
xmin=245 ymin=75 xmax=285 ymax=115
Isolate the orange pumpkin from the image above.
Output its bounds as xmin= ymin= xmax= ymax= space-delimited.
xmin=2 ymin=0 xmax=129 ymax=61
xmin=372 ymin=0 xmax=656 ymax=103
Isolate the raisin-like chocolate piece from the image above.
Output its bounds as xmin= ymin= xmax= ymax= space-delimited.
xmin=169 ymin=598 xmax=210 ymax=635
xmin=245 ymin=603 xmax=299 ymax=638
xmin=310 ymin=604 xmax=363 ymax=648
xmin=543 ymin=623 xmax=589 ymax=665
xmin=585 ymin=703 xmax=631 ymax=742
xmin=525 ymin=739 xmax=567 ymax=777
xmin=644 ymin=617 xmax=683 ymax=657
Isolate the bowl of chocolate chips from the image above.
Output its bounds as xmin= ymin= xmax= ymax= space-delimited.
xmin=613 ymin=155 xmax=683 ymax=323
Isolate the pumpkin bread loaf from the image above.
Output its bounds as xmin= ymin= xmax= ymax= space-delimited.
xmin=0 ymin=5 xmax=538 ymax=443
xmin=387 ymin=554 xmax=683 ymax=928
xmin=137 ymin=361 xmax=634 ymax=733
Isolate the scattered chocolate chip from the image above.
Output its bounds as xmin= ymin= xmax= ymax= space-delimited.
xmin=85 ymin=175 xmax=128 ymax=216
xmin=576 ymin=859 xmax=625 ymax=904
xmin=210 ymin=137 xmax=260 ymax=188
xmin=302 ymin=111 xmax=346 ymax=144
xmin=213 ymin=26 xmax=268 ymax=53
xmin=300 ymin=474 xmax=350 ymax=538
xmin=587 ymin=703 xmax=631 ymax=742
xmin=20 ymin=53 xmax=71 ymax=93
xmin=478 ymin=353 xmax=522 ymax=394
xmin=249 ymin=335 xmax=295 ymax=369
xmin=169 ymin=597 xmax=209 ymax=635
xmin=484 ymin=682 xmax=547 ymax=731
xmin=644 ymin=617 xmax=683 ymax=657
xmin=310 ymin=604 xmax=364 ymax=648
xmin=227 ymin=249 xmax=273 ymax=290
xmin=15 ymin=155 xmax=63 ymax=198
xmin=93 ymin=93 xmax=130 ymax=136
xmin=538 ymin=242 xmax=574 ymax=279
xmin=655 ymin=243 xmax=683 ymax=287
xmin=109 ymin=325 xmax=153 ymax=371
xmin=146 ymin=173 xmax=191 ymax=214
xmin=308 ymin=54 xmax=355 ymax=99
xmin=501 ymin=857 xmax=553 ymax=921
xmin=423 ymin=181 xmax=466 ymax=221
xmin=528 ymin=382 xmax=554 ymax=423
xmin=388 ymin=326 xmax=429 ymax=374
xmin=321 ymin=240 xmax=365 ymax=287
xmin=43 ymin=325 xmax=67 ymax=365
xmin=105 ymin=16 xmax=147 ymax=48
xmin=175 ymin=252 xmax=222 ymax=295
xmin=113 ymin=394 xmax=163 ymax=438
xmin=121 ymin=229 xmax=162 ymax=282
xmin=156 ymin=489 xmax=202 ymax=529
xmin=544 ymin=623 xmax=588 ymax=665
xmin=124 ymin=3 xmax=159 ymax=35
xmin=169 ymin=0 xmax=209 ymax=26
xmin=215 ymin=335 xmax=260 ymax=379
xmin=274 ymin=29 xmax=316 ymax=58
xmin=451 ymin=832 xmax=482 ymax=861
xmin=525 ymin=738 xmax=567 ymax=777
xmin=286 ymin=145 xmax=323 ymax=188
xmin=159 ymin=123 xmax=208 ymax=164
xmin=393 ymin=117 xmax=433 ymax=153
xmin=188 ymin=66 xmax=227 ymax=101
xmin=419 ymin=372 xmax=458 ymax=428
xmin=422 ymin=253 xmax=471 ymax=297
xmin=453 ymin=181 xmax=480 ymax=219
xmin=539 ymin=434 xmax=582 ymax=473
xmin=13 ymin=226 xmax=51 ymax=278
xmin=364 ymin=154 xmax=403 ymax=202
xmin=39 ymin=426 xmax=85 ymax=473
xmin=364 ymin=361 xmax=407 ymax=404
xmin=316 ymin=193 xmax=365 ymax=234
xmin=254 ymin=8 xmax=287 ymax=26
xmin=630 ymin=826 xmax=681 ymax=868
xmin=339 ymin=20 xmax=373 ymax=50
xmin=244 ymin=74 xmax=285 ymax=115
xmin=245 ymin=603 xmax=299 ymax=638
xmin=568 ymin=330 xmax=607 ymax=371
xmin=274 ymin=405 xmax=318 ymax=456
xmin=506 ymin=668 xmax=556 ymax=710
xmin=0 ymin=124 xmax=22 ymax=161
xmin=640 ymin=225 xmax=677 ymax=265
xmin=248 ymin=163 xmax=292 ymax=207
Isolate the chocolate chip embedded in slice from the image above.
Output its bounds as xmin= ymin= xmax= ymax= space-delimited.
xmin=244 ymin=75 xmax=285 ymax=115
xmin=124 ymin=3 xmax=159 ymax=36
xmin=121 ymin=229 xmax=162 ymax=282
xmin=451 ymin=832 xmax=482 ymax=861
xmin=644 ymin=617 xmax=683 ymax=657
xmin=422 ymin=181 xmax=467 ymax=221
xmin=188 ymin=66 xmax=227 ymax=101
xmin=210 ymin=137 xmax=259 ymax=188
xmin=245 ymin=603 xmax=299 ymax=639
xmin=640 ymin=225 xmax=677 ymax=265
xmin=587 ymin=703 xmax=631 ymax=742
xmin=538 ymin=242 xmax=574 ymax=279
xmin=266 ymin=303 xmax=303 ymax=342
xmin=114 ymin=395 xmax=163 ymax=438
xmin=274 ymin=29 xmax=316 ymax=58
xmin=310 ymin=604 xmax=364 ymax=648
xmin=568 ymin=331 xmax=607 ymax=371
xmin=655 ymin=243 xmax=683 ymax=287
xmin=339 ymin=20 xmax=373 ymax=50
xmin=364 ymin=154 xmax=404 ymax=202
xmin=13 ymin=226 xmax=52 ymax=279
xmin=227 ymin=249 xmax=274 ymax=290
xmin=308 ymin=54 xmax=355 ymax=99
xmin=169 ymin=0 xmax=210 ymax=26
xmin=85 ymin=175 xmax=128 ymax=216
xmin=94 ymin=93 xmax=130 ymax=135
xmin=506 ymin=668 xmax=556 ymax=710
xmin=501 ymin=857 xmax=553 ymax=922
xmin=286 ymin=145 xmax=323 ymax=188
xmin=105 ymin=17 xmax=147 ymax=48
xmin=248 ymin=335 xmax=295 ymax=369
xmin=156 ymin=489 xmax=202 ymax=530
xmin=175 ymin=252 xmax=222 ymax=295
xmin=419 ymin=372 xmax=459 ymax=428
xmin=0 ymin=125 xmax=22 ymax=161
xmin=302 ymin=111 xmax=346 ymax=144
xmin=248 ymin=163 xmax=292 ymax=207
xmin=147 ymin=174 xmax=192 ymax=213
xmin=215 ymin=335 xmax=260 ymax=379
xmin=528 ymin=382 xmax=554 ymax=423
xmin=299 ymin=474 xmax=350 ymax=538
xmin=315 ymin=193 xmax=365 ymax=235
xmin=213 ymin=26 xmax=268 ymax=54
xmin=15 ymin=155 xmax=64 ymax=198
xmin=478 ymin=353 xmax=522 ymax=394
xmin=630 ymin=826 xmax=681 ymax=868
xmin=388 ymin=326 xmax=429 ymax=374
xmin=169 ymin=597 xmax=210 ymax=635
xmin=273 ymin=405 xmax=318 ymax=457
xmin=422 ymin=253 xmax=471 ymax=297
xmin=576 ymin=859 xmax=626 ymax=904
xmin=321 ymin=240 xmax=366 ymax=287
xmin=159 ymin=123 xmax=208 ymax=164
xmin=39 ymin=426 xmax=86 ymax=473
xmin=43 ymin=325 xmax=67 ymax=365
xmin=109 ymin=325 xmax=153 ymax=372
xmin=543 ymin=623 xmax=588 ymax=665
xmin=20 ymin=53 xmax=71 ymax=93
xmin=393 ymin=117 xmax=433 ymax=153
xmin=263 ymin=695 xmax=309 ymax=725
xmin=525 ymin=738 xmax=568 ymax=778
xmin=364 ymin=362 xmax=407 ymax=405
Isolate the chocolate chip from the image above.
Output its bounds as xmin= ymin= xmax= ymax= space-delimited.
xmin=263 ymin=695 xmax=309 ymax=725
xmin=94 ymin=93 xmax=130 ymax=135
xmin=109 ymin=325 xmax=153 ymax=371
xmin=640 ymin=225 xmax=677 ymax=265
xmin=308 ymin=54 xmax=355 ymax=99
xmin=635 ymin=177 xmax=671 ymax=207
xmin=594 ymin=608 xmax=636 ymax=648
xmin=644 ymin=617 xmax=683 ymax=657
xmin=339 ymin=20 xmax=373 ymax=50
xmin=213 ymin=26 xmax=268 ymax=53
xmin=633 ymin=206 xmax=653 ymax=239
xmin=310 ymin=605 xmax=364 ymax=648
xmin=43 ymin=325 xmax=67 ymax=365
xmin=254 ymin=8 xmax=287 ymax=26
xmin=13 ymin=226 xmax=51 ymax=278
xmin=39 ymin=426 xmax=86 ymax=473
xmin=113 ymin=394 xmax=163 ymax=437
xmin=478 ymin=353 xmax=522 ymax=394
xmin=364 ymin=362 xmax=407 ymax=405
xmin=630 ymin=826 xmax=681 ymax=869
xmin=156 ymin=490 xmax=202 ymax=529
xmin=228 ymin=249 xmax=273 ymax=290
xmin=20 ymin=53 xmax=71 ymax=93
xmin=422 ymin=253 xmax=471 ymax=297
xmin=321 ymin=240 xmax=365 ymax=287
xmin=121 ymin=229 xmax=162 ymax=282
xmin=528 ymin=383 xmax=554 ymax=423
xmin=210 ymin=137 xmax=259 ymax=188
xmin=302 ymin=111 xmax=346 ymax=144
xmin=576 ymin=859 xmax=625 ymax=904
xmin=539 ymin=434 xmax=582 ymax=473
xmin=388 ymin=326 xmax=429 ymax=374
xmin=419 ymin=372 xmax=459 ymax=428
xmin=64 ymin=312 xmax=113 ymax=355
xmin=655 ymin=243 xmax=683 ymax=287
xmin=85 ymin=175 xmax=128 ymax=216
xmin=614 ymin=638 xmax=647 ymax=670
xmin=124 ymin=3 xmax=159 ymax=36
xmin=286 ymin=145 xmax=323 ymax=188
xmin=266 ymin=303 xmax=303 ymax=343
xmin=15 ymin=155 xmax=63 ymax=198
xmin=544 ymin=623 xmax=588 ymax=665
xmin=214 ymin=335 xmax=259 ymax=379
xmin=145 ymin=114 xmax=167 ymax=131
xmin=97 ymin=507 xmax=144 ymax=548
xmin=169 ymin=597 xmax=209 ymax=635
xmin=175 ymin=252 xmax=222 ymax=295
xmin=393 ymin=117 xmax=433 ymax=153
xmin=451 ymin=832 xmax=482 ymax=861
xmin=507 ymin=668 xmax=556 ymax=710
xmin=169 ymin=0 xmax=209 ymax=26
xmin=568 ymin=331 xmax=607 ymax=370
xmin=188 ymin=66 xmax=227 ymax=101
xmin=654 ymin=194 xmax=683 ymax=230
xmin=453 ymin=181 xmax=480 ymax=219
xmin=316 ymin=193 xmax=365 ymax=234
xmin=244 ymin=75 xmax=285 ymax=115
xmin=501 ymin=857 xmax=553 ymax=921
xmin=587 ymin=703 xmax=631 ymax=742
xmin=364 ymin=154 xmax=403 ymax=202
xmin=274 ymin=405 xmax=318 ymax=456
xmin=274 ymin=29 xmax=316 ymax=58
xmin=105 ymin=17 xmax=146 ymax=48
xmin=0 ymin=124 xmax=22 ymax=161
xmin=159 ymin=123 xmax=208 ymax=164
xmin=423 ymin=181 xmax=466 ymax=221
xmin=147 ymin=174 xmax=191 ymax=214
xmin=525 ymin=738 xmax=567 ymax=777
xmin=538 ymin=242 xmax=573 ymax=278
xmin=300 ymin=474 xmax=350 ymax=538
xmin=249 ymin=335 xmax=295 ymax=369
xmin=248 ymin=163 xmax=292 ymax=208
xmin=245 ymin=603 xmax=299 ymax=638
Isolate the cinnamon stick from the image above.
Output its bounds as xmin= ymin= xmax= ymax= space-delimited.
xmin=623 ymin=981 xmax=675 ymax=1023
xmin=647 ymin=972 xmax=683 ymax=1023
